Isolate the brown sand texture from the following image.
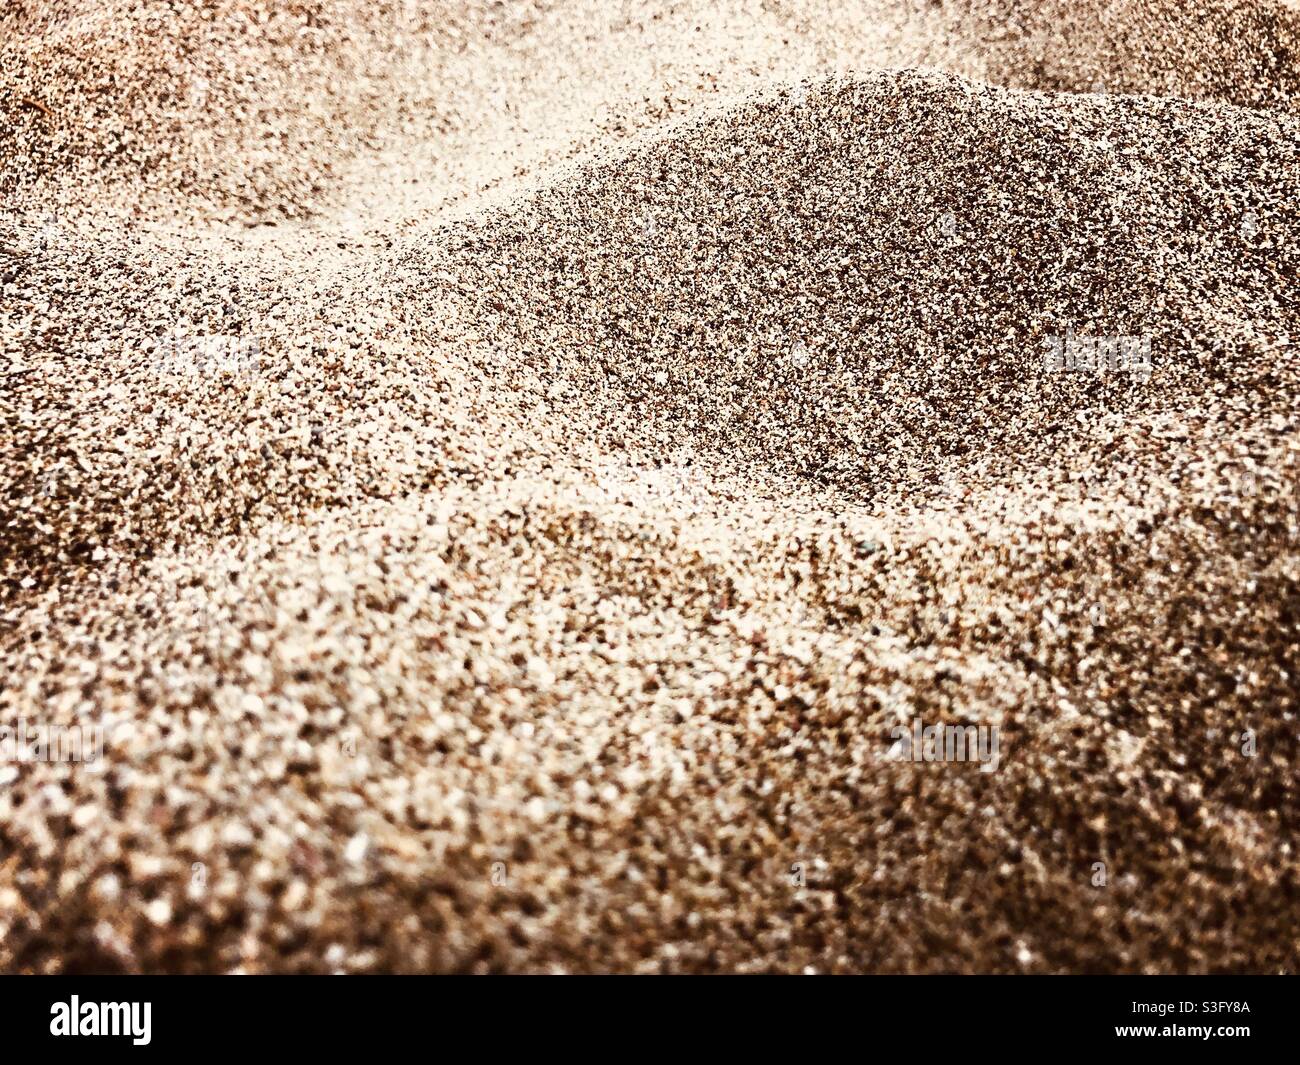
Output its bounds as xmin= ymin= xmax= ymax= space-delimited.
xmin=2 ymin=1 xmax=1299 ymax=973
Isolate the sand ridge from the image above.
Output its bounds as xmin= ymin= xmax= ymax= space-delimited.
xmin=2 ymin=1 xmax=1298 ymax=972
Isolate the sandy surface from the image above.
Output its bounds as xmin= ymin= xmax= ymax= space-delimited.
xmin=2 ymin=1 xmax=1298 ymax=973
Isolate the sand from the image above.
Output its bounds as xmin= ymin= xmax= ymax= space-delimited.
xmin=1 ymin=1 xmax=1298 ymax=973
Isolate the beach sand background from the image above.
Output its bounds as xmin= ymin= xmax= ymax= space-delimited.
xmin=2 ymin=1 xmax=1298 ymax=972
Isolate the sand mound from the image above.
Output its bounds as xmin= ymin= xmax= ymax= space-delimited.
xmin=408 ymin=71 xmax=1297 ymax=491
xmin=7 ymin=1 xmax=1297 ymax=223
xmin=2 ymin=2 xmax=1298 ymax=973
xmin=12 ymin=71 xmax=1294 ymax=588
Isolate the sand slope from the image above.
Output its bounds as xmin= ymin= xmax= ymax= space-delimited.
xmin=2 ymin=2 xmax=1298 ymax=972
